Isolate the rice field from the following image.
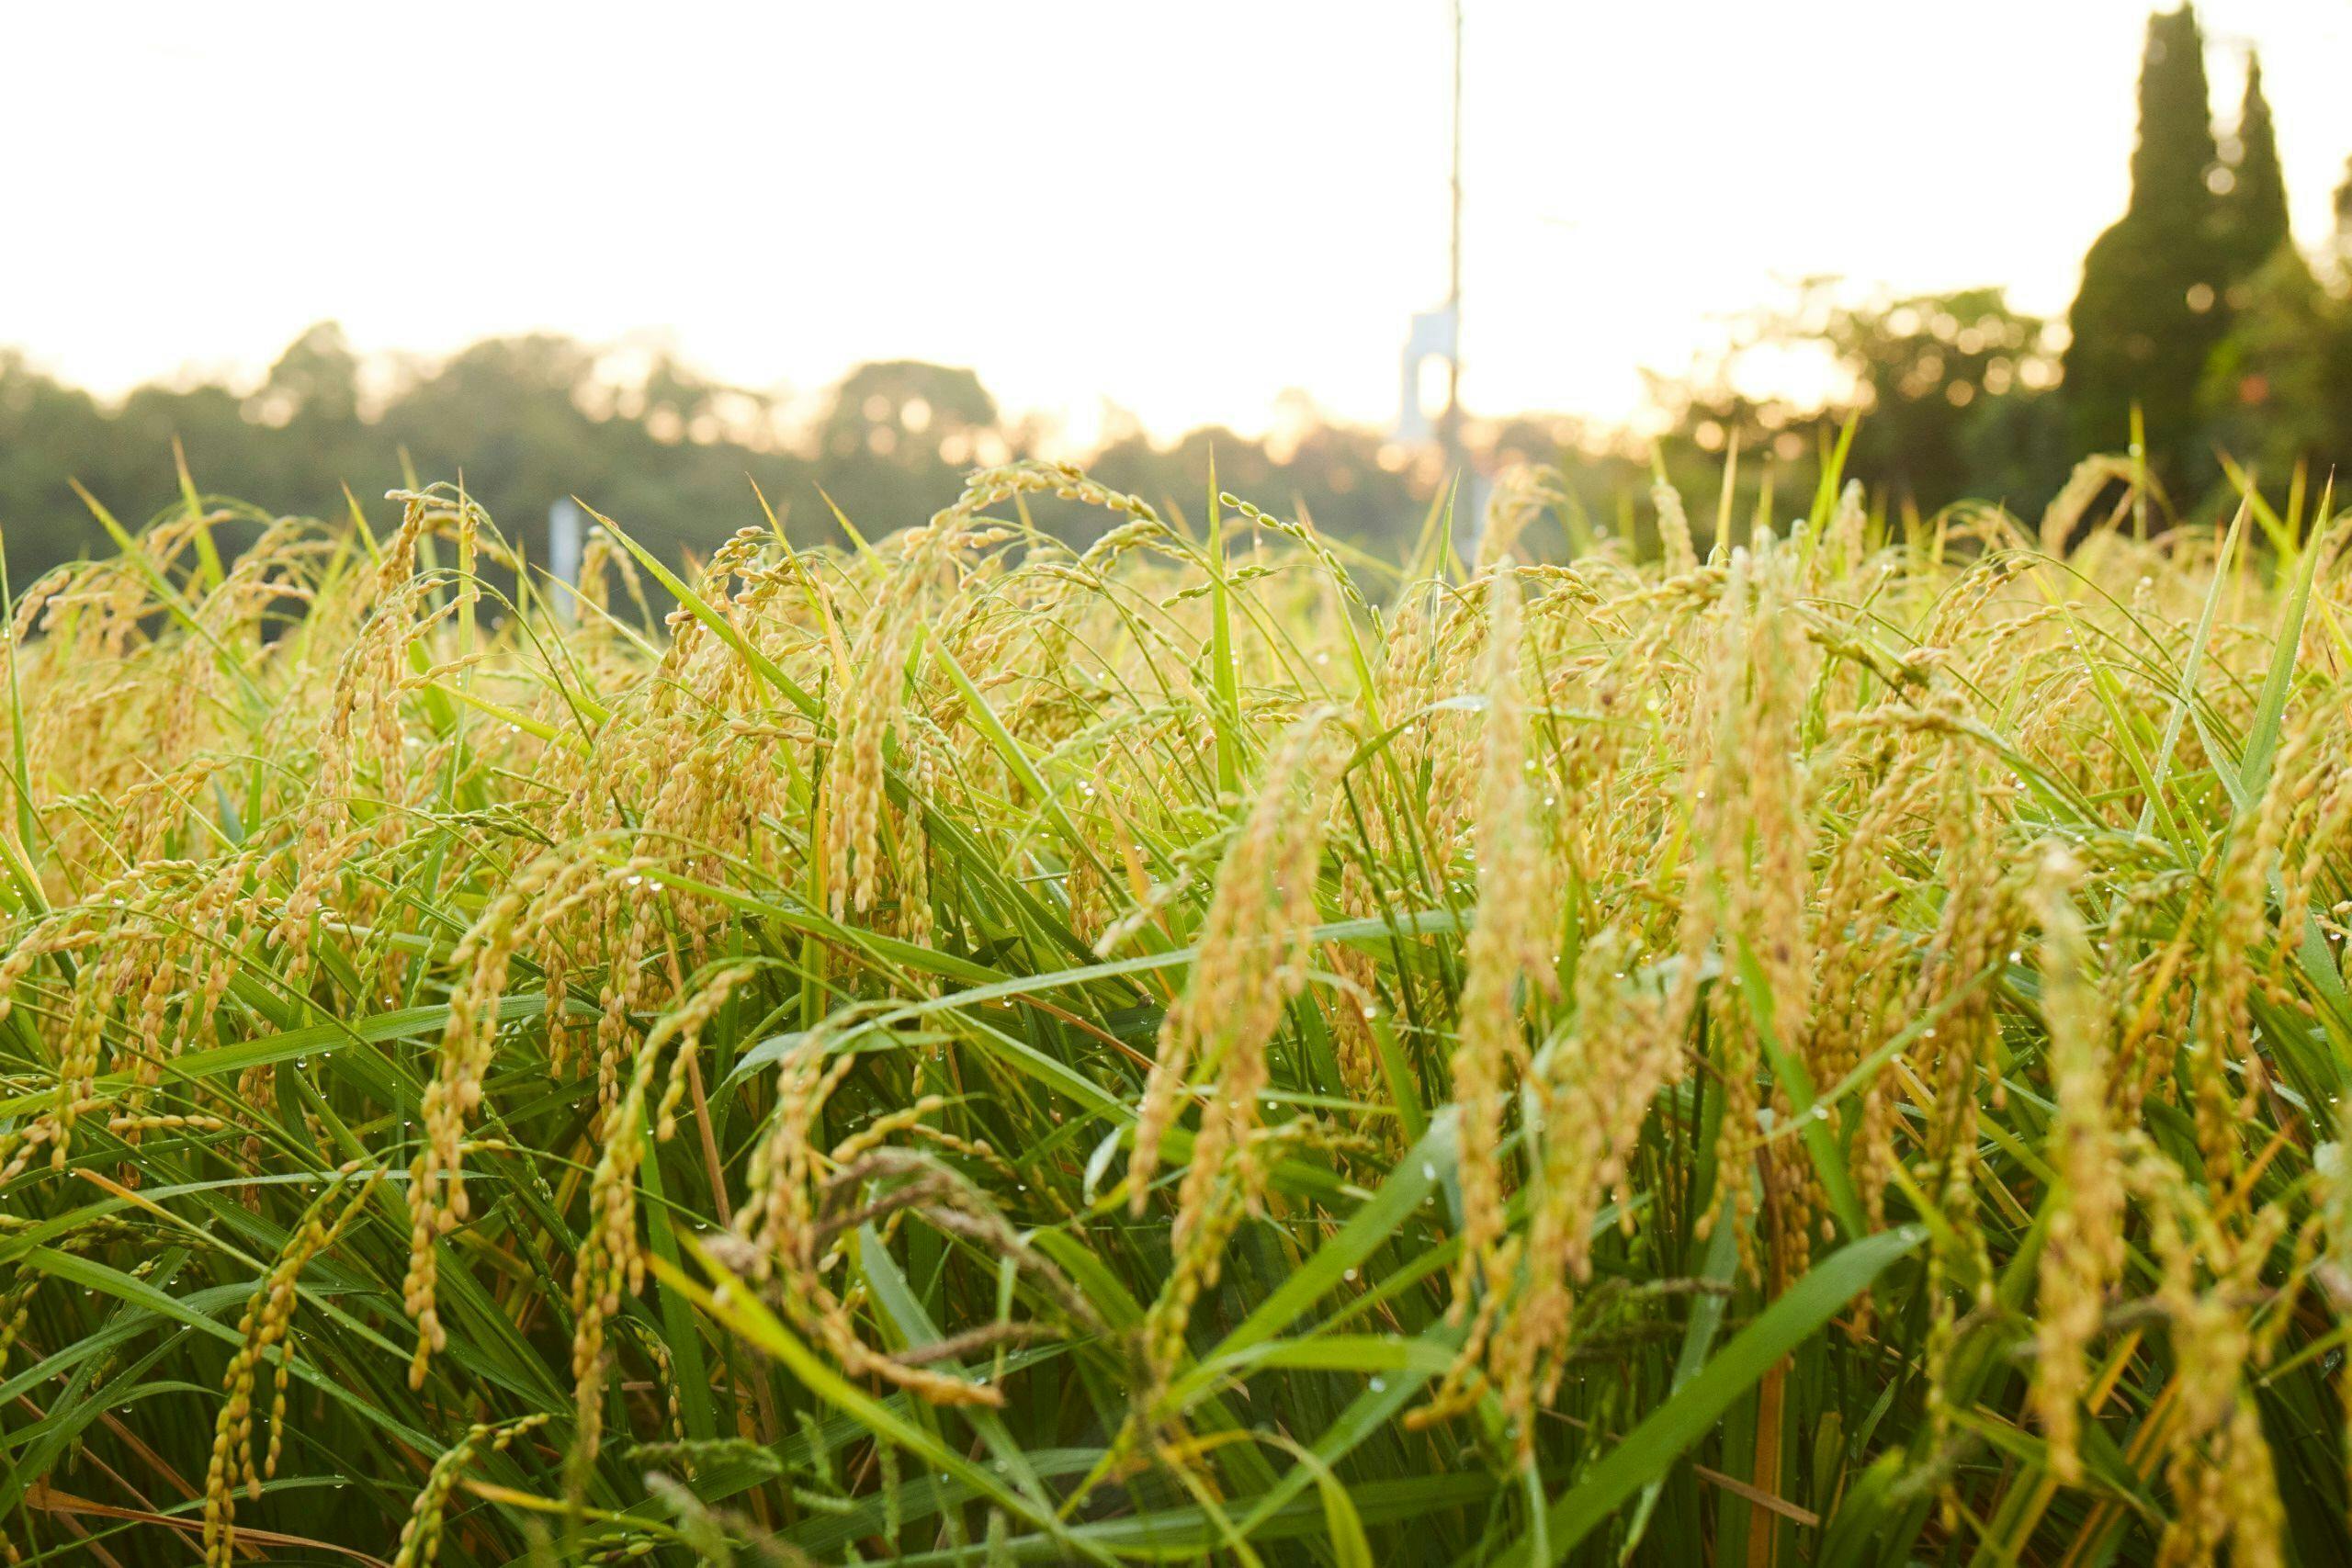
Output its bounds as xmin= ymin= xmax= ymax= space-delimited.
xmin=1 ymin=451 xmax=2349 ymax=1565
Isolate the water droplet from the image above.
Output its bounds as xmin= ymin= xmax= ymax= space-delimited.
xmin=1421 ymin=1163 xmax=1439 ymax=1181
xmin=1343 ymin=1267 xmax=1358 ymax=1281
xmin=1369 ymin=1377 xmax=1387 ymax=1392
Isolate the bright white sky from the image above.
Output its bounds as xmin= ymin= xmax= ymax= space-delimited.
xmin=6 ymin=1 xmax=2349 ymax=441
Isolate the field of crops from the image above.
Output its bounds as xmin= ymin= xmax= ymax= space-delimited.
xmin=1 ymin=453 xmax=2348 ymax=1565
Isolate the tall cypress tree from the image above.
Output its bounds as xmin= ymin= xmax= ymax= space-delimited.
xmin=2332 ymin=157 xmax=2352 ymax=278
xmin=2215 ymin=54 xmax=2291 ymax=296
xmin=2064 ymin=6 xmax=2229 ymax=487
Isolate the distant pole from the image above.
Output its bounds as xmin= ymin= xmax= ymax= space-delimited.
xmin=1442 ymin=0 xmax=1464 ymax=486
xmin=548 ymin=497 xmax=583 ymax=625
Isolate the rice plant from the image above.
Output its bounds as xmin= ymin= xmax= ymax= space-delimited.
xmin=1 ymin=447 xmax=2349 ymax=1565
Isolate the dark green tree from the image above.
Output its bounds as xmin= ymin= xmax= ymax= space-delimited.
xmin=820 ymin=361 xmax=997 ymax=467
xmin=1664 ymin=282 xmax=2069 ymax=519
xmin=2192 ymin=54 xmax=2325 ymax=503
xmin=2197 ymin=246 xmax=2346 ymax=486
xmin=254 ymin=321 xmax=364 ymax=428
xmin=2334 ymin=156 xmax=2352 ymax=281
xmin=2214 ymin=54 xmax=2290 ymax=299
xmin=2063 ymin=6 xmax=2229 ymax=489
xmin=808 ymin=361 xmax=1003 ymax=534
xmin=1826 ymin=288 xmax=2062 ymax=513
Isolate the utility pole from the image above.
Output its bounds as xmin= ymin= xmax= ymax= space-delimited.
xmin=1391 ymin=0 xmax=1471 ymax=501
xmin=1441 ymin=0 xmax=1464 ymax=487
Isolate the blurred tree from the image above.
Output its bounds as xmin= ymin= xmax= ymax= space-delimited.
xmin=1086 ymin=421 xmax=1424 ymax=559
xmin=0 ymin=354 xmax=113 ymax=580
xmin=2064 ymin=6 xmax=2229 ymax=490
xmin=2213 ymin=55 xmax=2290 ymax=294
xmin=0 ymin=327 xmax=1481 ymax=596
xmin=808 ymin=361 xmax=1006 ymax=538
xmin=820 ymin=362 xmax=997 ymax=466
xmin=254 ymin=321 xmax=364 ymax=428
xmin=2196 ymin=246 xmax=2347 ymax=488
xmin=385 ymin=334 xmax=618 ymax=566
xmin=2332 ymin=156 xmax=2352 ymax=286
xmin=2190 ymin=73 xmax=2346 ymax=514
xmin=115 ymin=383 xmax=277 ymax=513
xmin=1658 ymin=283 xmax=2068 ymax=521
xmin=1826 ymin=288 xmax=2064 ymax=513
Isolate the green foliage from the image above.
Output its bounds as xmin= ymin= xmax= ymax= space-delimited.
xmin=1663 ymin=283 xmax=2071 ymax=519
xmin=2196 ymin=245 xmax=2352 ymax=490
xmin=1822 ymin=288 xmax=2064 ymax=513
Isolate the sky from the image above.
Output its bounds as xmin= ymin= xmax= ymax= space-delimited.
xmin=6 ymin=1 xmax=2350 ymax=443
